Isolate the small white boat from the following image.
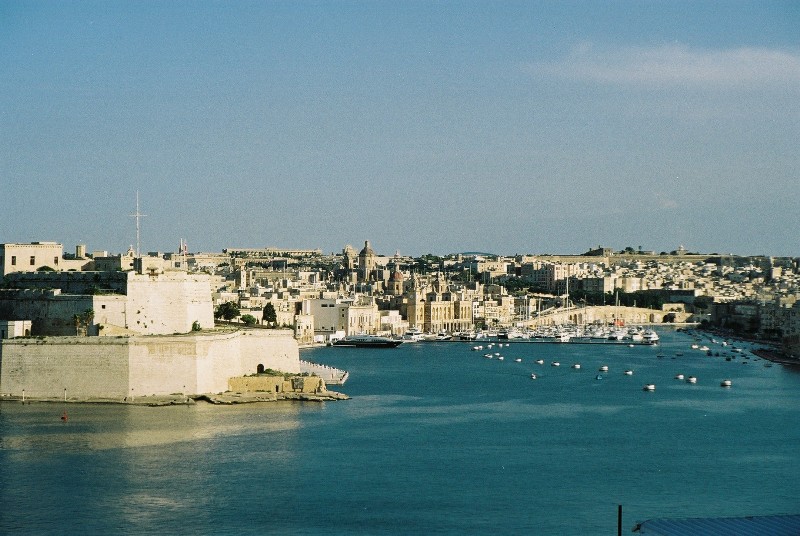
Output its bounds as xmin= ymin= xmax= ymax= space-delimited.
xmin=642 ymin=384 xmax=656 ymax=391
xmin=497 ymin=356 xmax=504 ymax=361
xmin=530 ymin=373 xmax=537 ymax=380
xmin=536 ymin=359 xmax=544 ymax=365
xmin=599 ymin=365 xmax=609 ymax=372
xmin=628 ymin=344 xmax=635 ymax=348
xmin=624 ymin=370 xmax=633 ymax=375
xmin=571 ymin=363 xmax=581 ymax=369
xmin=472 ymin=345 xmax=483 ymax=351
xmin=514 ymin=358 xmax=522 ymax=363
xmin=686 ymin=376 xmax=697 ymax=384
xmin=551 ymin=361 xmax=560 ymax=367
xmin=720 ymin=379 xmax=732 ymax=387
xmin=674 ymin=374 xmax=684 ymax=380
xmin=691 ymin=344 xmax=699 ymax=349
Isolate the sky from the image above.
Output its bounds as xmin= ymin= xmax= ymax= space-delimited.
xmin=2 ymin=1 xmax=799 ymax=258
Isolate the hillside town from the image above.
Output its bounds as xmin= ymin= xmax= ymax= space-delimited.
xmin=2 ymin=240 xmax=800 ymax=360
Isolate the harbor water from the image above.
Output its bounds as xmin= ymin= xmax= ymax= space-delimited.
xmin=1 ymin=329 xmax=799 ymax=535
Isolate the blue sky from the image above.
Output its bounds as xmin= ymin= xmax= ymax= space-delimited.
xmin=2 ymin=1 xmax=798 ymax=257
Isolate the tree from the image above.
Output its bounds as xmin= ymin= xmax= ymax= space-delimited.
xmin=263 ymin=303 xmax=277 ymax=326
xmin=215 ymin=301 xmax=240 ymax=321
xmin=73 ymin=309 xmax=95 ymax=336
xmin=241 ymin=314 xmax=257 ymax=326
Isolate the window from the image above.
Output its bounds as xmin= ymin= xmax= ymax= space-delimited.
xmin=11 ymin=256 xmax=16 ymax=265
xmin=54 ymin=257 xmax=59 ymax=265
xmin=30 ymin=256 xmax=35 ymax=265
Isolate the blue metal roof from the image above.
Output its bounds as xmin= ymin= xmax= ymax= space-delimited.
xmin=633 ymin=514 xmax=800 ymax=535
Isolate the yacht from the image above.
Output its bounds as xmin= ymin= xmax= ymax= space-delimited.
xmin=642 ymin=330 xmax=660 ymax=345
xmin=402 ymin=328 xmax=425 ymax=342
xmin=332 ymin=335 xmax=402 ymax=348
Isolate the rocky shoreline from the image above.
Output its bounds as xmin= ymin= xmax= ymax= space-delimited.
xmin=1 ymin=389 xmax=350 ymax=406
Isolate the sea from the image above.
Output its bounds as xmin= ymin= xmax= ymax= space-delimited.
xmin=1 ymin=328 xmax=799 ymax=535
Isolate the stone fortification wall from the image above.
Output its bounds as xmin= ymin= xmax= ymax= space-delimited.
xmin=0 ymin=289 xmax=94 ymax=336
xmin=125 ymin=272 xmax=214 ymax=335
xmin=5 ymin=271 xmax=129 ymax=294
xmin=0 ymin=329 xmax=299 ymax=399
xmin=228 ymin=375 xmax=325 ymax=394
xmin=526 ymin=305 xmax=693 ymax=327
xmin=0 ymin=289 xmax=130 ymax=337
xmin=2 ymin=271 xmax=215 ymax=336
xmin=238 ymin=329 xmax=300 ymax=375
xmin=0 ymin=337 xmax=130 ymax=399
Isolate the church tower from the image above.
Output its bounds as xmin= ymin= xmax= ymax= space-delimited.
xmin=358 ymin=240 xmax=376 ymax=282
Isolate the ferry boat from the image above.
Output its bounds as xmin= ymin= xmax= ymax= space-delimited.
xmin=332 ymin=335 xmax=403 ymax=348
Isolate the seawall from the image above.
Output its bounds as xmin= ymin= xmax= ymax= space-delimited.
xmin=0 ymin=329 xmax=300 ymax=400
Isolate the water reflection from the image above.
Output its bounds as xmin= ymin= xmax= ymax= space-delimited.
xmin=0 ymin=401 xmax=307 ymax=534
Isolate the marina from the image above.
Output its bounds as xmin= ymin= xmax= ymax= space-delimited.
xmin=405 ymin=323 xmax=663 ymax=346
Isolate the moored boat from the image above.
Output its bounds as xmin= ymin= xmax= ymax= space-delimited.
xmin=332 ymin=335 xmax=403 ymax=348
xmin=642 ymin=330 xmax=660 ymax=345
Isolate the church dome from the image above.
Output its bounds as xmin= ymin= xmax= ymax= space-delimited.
xmin=359 ymin=240 xmax=375 ymax=256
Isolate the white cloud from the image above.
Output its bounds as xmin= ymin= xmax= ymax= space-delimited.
xmin=530 ymin=43 xmax=800 ymax=89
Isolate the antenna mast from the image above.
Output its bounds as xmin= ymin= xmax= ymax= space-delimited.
xmin=130 ymin=191 xmax=147 ymax=257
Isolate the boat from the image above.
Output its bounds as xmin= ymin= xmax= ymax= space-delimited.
xmin=332 ymin=335 xmax=402 ymax=348
xmin=720 ymin=379 xmax=732 ymax=387
xmin=599 ymin=365 xmax=609 ymax=372
xmin=642 ymin=330 xmax=660 ymax=345
xmin=686 ymin=376 xmax=697 ymax=384
xmin=642 ymin=384 xmax=656 ymax=391
xmin=402 ymin=328 xmax=425 ymax=342
xmin=624 ymin=370 xmax=633 ymax=375
xmin=571 ymin=363 xmax=581 ymax=369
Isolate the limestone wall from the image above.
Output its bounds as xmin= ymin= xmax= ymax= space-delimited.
xmin=125 ymin=272 xmax=214 ymax=335
xmin=525 ymin=305 xmax=693 ymax=327
xmin=228 ymin=375 xmax=325 ymax=394
xmin=0 ymin=329 xmax=300 ymax=399
xmin=238 ymin=329 xmax=301 ymax=375
xmin=0 ymin=337 xmax=130 ymax=399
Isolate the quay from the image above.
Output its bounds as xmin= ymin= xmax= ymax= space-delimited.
xmin=300 ymin=359 xmax=349 ymax=385
xmin=752 ymin=348 xmax=800 ymax=366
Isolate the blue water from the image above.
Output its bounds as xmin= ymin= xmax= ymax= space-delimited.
xmin=2 ymin=329 xmax=799 ymax=535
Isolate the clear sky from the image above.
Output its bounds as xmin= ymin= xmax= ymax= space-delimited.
xmin=2 ymin=1 xmax=799 ymax=257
